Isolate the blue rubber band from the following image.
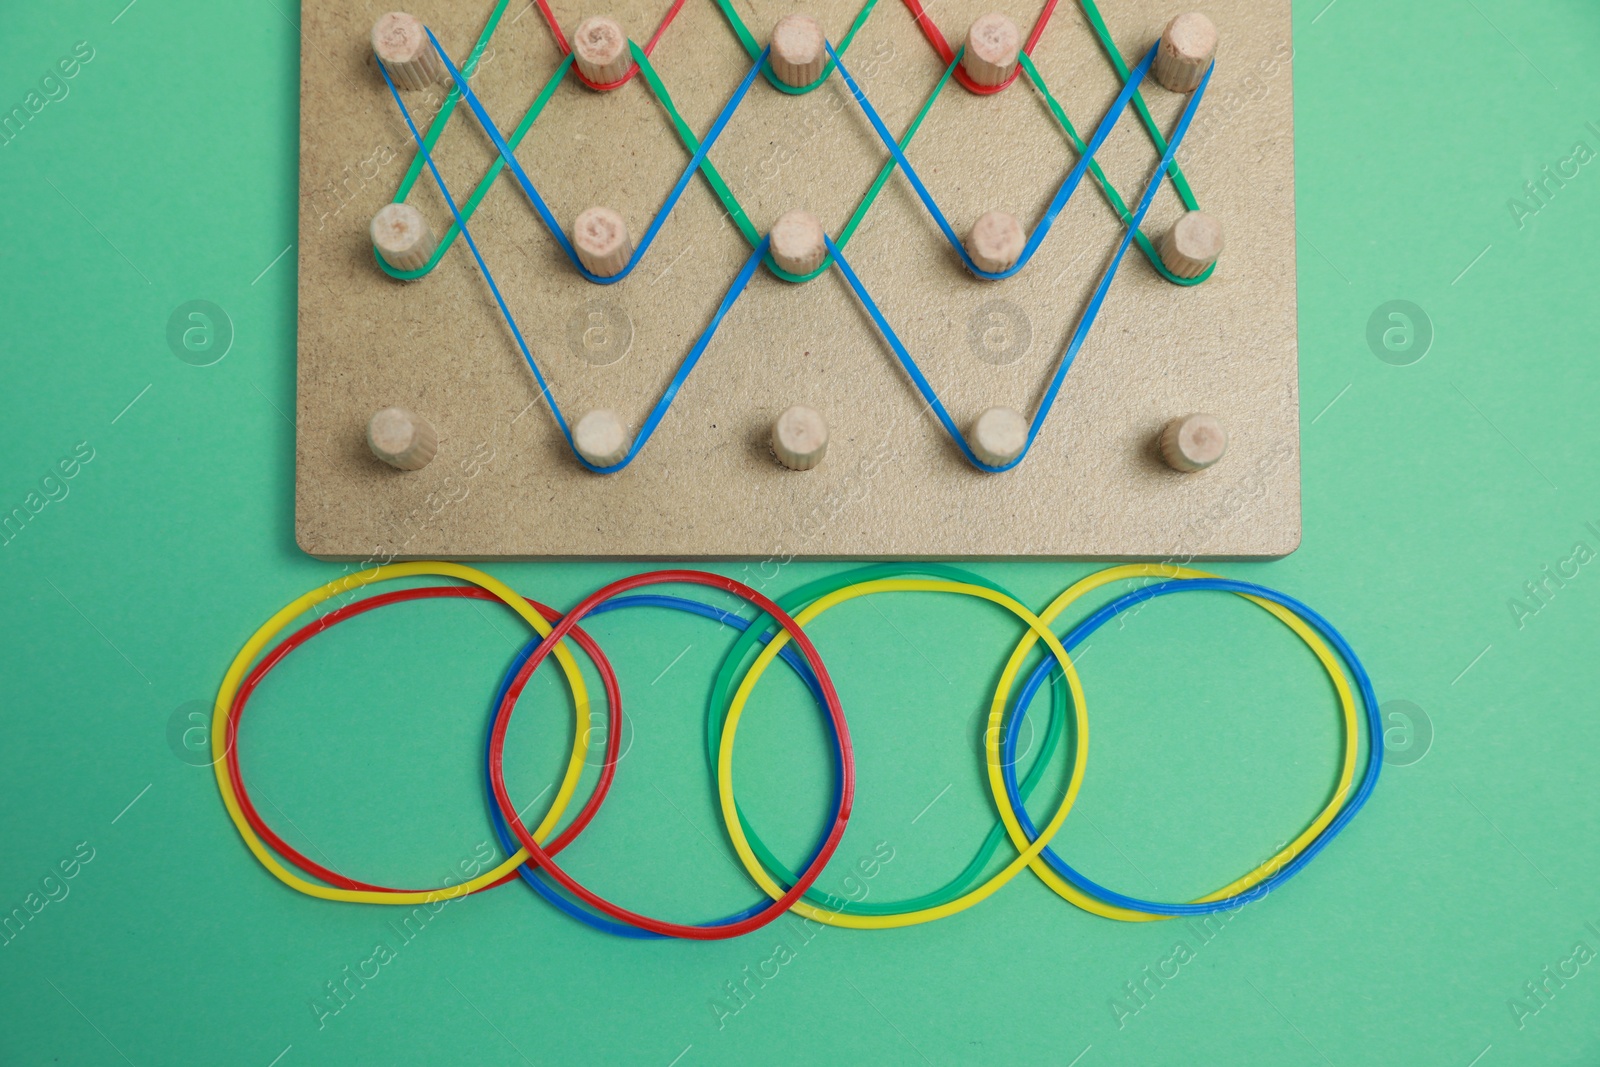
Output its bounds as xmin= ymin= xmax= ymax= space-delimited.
xmin=425 ymin=29 xmax=768 ymax=286
xmin=378 ymin=40 xmax=1213 ymax=474
xmin=827 ymin=43 xmax=1162 ymax=281
xmin=379 ymin=56 xmax=772 ymax=475
xmin=1000 ymin=578 xmax=1383 ymax=916
xmin=484 ymin=593 xmax=839 ymax=938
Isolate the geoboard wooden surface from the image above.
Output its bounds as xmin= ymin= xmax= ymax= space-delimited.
xmin=295 ymin=0 xmax=1298 ymax=559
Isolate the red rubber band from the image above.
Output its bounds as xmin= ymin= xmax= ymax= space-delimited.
xmin=898 ymin=0 xmax=1060 ymax=94
xmin=227 ymin=586 xmax=623 ymax=896
xmin=488 ymin=570 xmax=854 ymax=940
xmin=529 ymin=0 xmax=688 ymax=91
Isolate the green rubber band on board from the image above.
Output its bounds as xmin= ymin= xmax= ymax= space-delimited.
xmin=376 ymin=0 xmax=1213 ymax=287
xmin=705 ymin=564 xmax=1072 ymax=917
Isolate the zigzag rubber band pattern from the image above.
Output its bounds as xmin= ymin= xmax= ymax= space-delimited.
xmin=377 ymin=25 xmax=1210 ymax=471
xmin=380 ymin=0 xmax=1212 ymax=285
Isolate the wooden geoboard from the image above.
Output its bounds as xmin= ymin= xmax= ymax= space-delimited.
xmin=295 ymin=0 xmax=1299 ymax=559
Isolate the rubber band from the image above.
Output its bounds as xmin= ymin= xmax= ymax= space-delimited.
xmin=211 ymin=564 xmax=1382 ymax=932
xmin=379 ymin=43 xmax=1209 ymax=474
xmin=487 ymin=570 xmax=855 ymax=941
xmin=486 ymin=593 xmax=840 ymax=938
xmin=379 ymin=54 xmax=772 ymax=475
xmin=983 ymin=565 xmax=1372 ymax=922
xmin=705 ymin=564 xmax=1071 ymax=917
xmin=225 ymin=586 xmax=622 ymax=896
xmin=419 ymin=32 xmax=767 ymax=287
xmin=525 ymin=0 xmax=686 ymax=91
xmin=211 ymin=563 xmax=595 ymax=905
xmin=994 ymin=572 xmax=1380 ymax=918
xmin=716 ymin=578 xmax=1087 ymax=929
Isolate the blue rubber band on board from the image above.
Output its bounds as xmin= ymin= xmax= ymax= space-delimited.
xmin=827 ymin=42 xmax=1162 ymax=281
xmin=825 ymin=51 xmax=1213 ymax=472
xmin=484 ymin=593 xmax=840 ymax=939
xmin=379 ymin=39 xmax=1212 ymax=474
xmin=425 ymin=29 xmax=768 ymax=286
xmin=379 ymin=57 xmax=772 ymax=475
xmin=999 ymin=578 xmax=1383 ymax=916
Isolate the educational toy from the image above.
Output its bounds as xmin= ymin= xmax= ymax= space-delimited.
xmin=294 ymin=0 xmax=1300 ymax=558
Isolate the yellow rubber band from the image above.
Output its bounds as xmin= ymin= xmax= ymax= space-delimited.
xmin=211 ymin=562 xmax=592 ymax=905
xmin=717 ymin=578 xmax=1087 ymax=930
xmin=985 ymin=564 xmax=1360 ymax=921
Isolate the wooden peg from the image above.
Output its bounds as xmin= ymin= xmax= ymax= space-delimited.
xmin=1153 ymin=12 xmax=1217 ymax=93
xmin=769 ymin=14 xmax=825 ymax=88
xmin=371 ymin=12 xmax=444 ymax=91
xmin=371 ymin=203 xmax=437 ymax=272
xmin=574 ymin=410 xmax=629 ymax=468
xmin=573 ymin=16 xmax=630 ymax=85
xmin=970 ymin=407 xmax=1027 ymax=467
xmin=1157 ymin=210 xmax=1223 ymax=280
xmin=367 ymin=407 xmax=438 ymax=471
xmin=771 ymin=405 xmax=828 ymax=470
xmin=769 ymin=210 xmax=826 ymax=275
xmin=1160 ymin=413 xmax=1228 ymax=472
xmin=573 ymin=207 xmax=632 ymax=278
xmin=965 ymin=211 xmax=1026 ymax=274
xmin=962 ymin=13 xmax=1021 ymax=88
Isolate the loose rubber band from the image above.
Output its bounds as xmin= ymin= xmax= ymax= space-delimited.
xmin=705 ymin=563 xmax=1070 ymax=917
xmin=226 ymin=586 xmax=622 ymax=896
xmin=996 ymin=575 xmax=1381 ymax=917
xmin=211 ymin=563 xmax=595 ymax=906
xmin=487 ymin=593 xmax=840 ymax=938
xmin=716 ymin=578 xmax=1087 ymax=930
xmin=487 ymin=570 xmax=855 ymax=941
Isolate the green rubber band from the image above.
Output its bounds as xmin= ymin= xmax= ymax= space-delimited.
xmin=393 ymin=0 xmax=511 ymax=202
xmin=634 ymin=47 xmax=958 ymax=283
xmin=1019 ymin=54 xmax=1213 ymax=287
xmin=705 ymin=564 xmax=1072 ymax=916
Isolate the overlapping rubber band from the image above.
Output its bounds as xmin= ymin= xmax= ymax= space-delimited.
xmin=213 ymin=564 xmax=1380 ymax=938
xmin=372 ymin=2 xmax=1214 ymax=472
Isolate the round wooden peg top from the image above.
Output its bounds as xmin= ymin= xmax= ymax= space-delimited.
xmin=1153 ymin=12 xmax=1217 ymax=93
xmin=770 ymin=14 xmax=825 ymax=88
xmin=965 ymin=211 xmax=1026 ymax=275
xmin=970 ymin=406 xmax=1028 ymax=468
xmin=371 ymin=12 xmax=444 ymax=91
xmin=770 ymin=210 xmax=826 ymax=276
xmin=771 ymin=406 xmax=829 ymax=470
xmin=573 ymin=16 xmax=630 ymax=86
xmin=574 ymin=410 xmax=629 ymax=468
xmin=573 ymin=207 xmax=632 ymax=278
xmin=371 ymin=203 xmax=437 ymax=273
xmin=368 ymin=406 xmax=438 ymax=471
xmin=1158 ymin=210 xmax=1223 ymax=280
xmin=1160 ymin=412 xmax=1228 ymax=472
xmin=962 ymin=13 xmax=1021 ymax=88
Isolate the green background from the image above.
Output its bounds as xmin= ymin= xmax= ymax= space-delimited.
xmin=3 ymin=0 xmax=1598 ymax=1064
